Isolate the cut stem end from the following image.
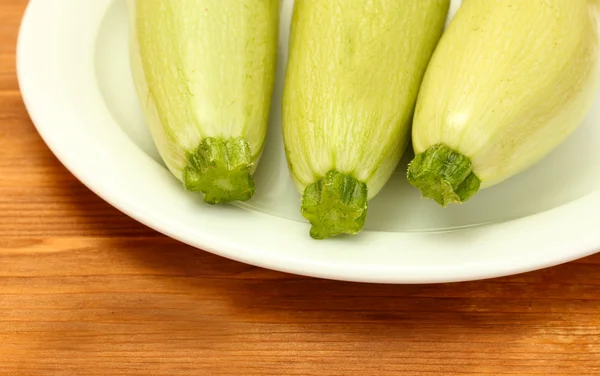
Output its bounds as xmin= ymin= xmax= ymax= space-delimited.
xmin=301 ymin=170 xmax=368 ymax=240
xmin=407 ymin=143 xmax=481 ymax=207
xmin=183 ymin=137 xmax=255 ymax=204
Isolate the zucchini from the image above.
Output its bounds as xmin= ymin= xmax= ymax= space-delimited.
xmin=408 ymin=0 xmax=600 ymax=207
xmin=127 ymin=0 xmax=279 ymax=204
xmin=282 ymin=0 xmax=450 ymax=239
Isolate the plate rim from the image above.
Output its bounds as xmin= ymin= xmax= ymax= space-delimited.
xmin=16 ymin=0 xmax=600 ymax=284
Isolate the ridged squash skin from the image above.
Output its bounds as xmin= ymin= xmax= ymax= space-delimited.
xmin=282 ymin=0 xmax=450 ymax=239
xmin=409 ymin=0 xmax=600 ymax=206
xmin=127 ymin=0 xmax=279 ymax=204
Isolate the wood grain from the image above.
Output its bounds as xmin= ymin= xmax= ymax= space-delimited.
xmin=2 ymin=1 xmax=600 ymax=375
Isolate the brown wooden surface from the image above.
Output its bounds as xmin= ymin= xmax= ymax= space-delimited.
xmin=2 ymin=1 xmax=600 ymax=375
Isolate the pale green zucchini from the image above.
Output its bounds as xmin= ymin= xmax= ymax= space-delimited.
xmin=408 ymin=0 xmax=600 ymax=207
xmin=282 ymin=0 xmax=450 ymax=239
xmin=127 ymin=0 xmax=279 ymax=204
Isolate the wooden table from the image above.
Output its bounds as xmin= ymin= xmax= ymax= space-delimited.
xmin=2 ymin=1 xmax=600 ymax=375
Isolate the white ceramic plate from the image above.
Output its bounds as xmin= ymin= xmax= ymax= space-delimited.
xmin=17 ymin=0 xmax=600 ymax=283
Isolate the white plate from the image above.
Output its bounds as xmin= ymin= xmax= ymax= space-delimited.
xmin=17 ymin=0 xmax=600 ymax=283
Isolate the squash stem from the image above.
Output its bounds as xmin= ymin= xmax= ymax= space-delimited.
xmin=301 ymin=170 xmax=368 ymax=239
xmin=407 ymin=143 xmax=481 ymax=207
xmin=183 ymin=137 xmax=255 ymax=204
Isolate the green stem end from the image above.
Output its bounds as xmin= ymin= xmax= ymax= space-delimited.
xmin=183 ymin=137 xmax=255 ymax=205
xmin=407 ymin=143 xmax=481 ymax=207
xmin=301 ymin=170 xmax=368 ymax=240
